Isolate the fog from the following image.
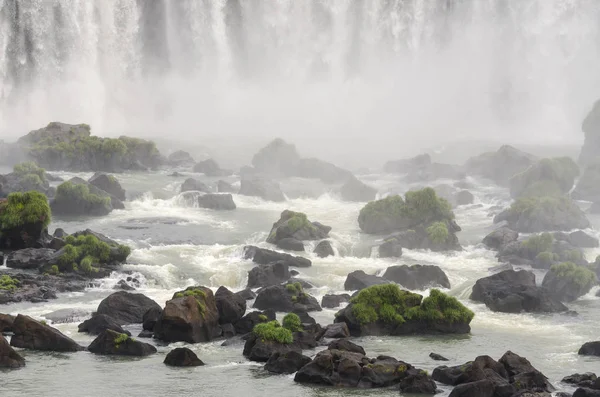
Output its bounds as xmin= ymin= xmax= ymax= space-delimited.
xmin=1 ymin=0 xmax=600 ymax=168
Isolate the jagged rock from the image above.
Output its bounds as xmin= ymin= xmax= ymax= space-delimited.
xmin=217 ymin=180 xmax=236 ymax=193
xmin=509 ymin=157 xmax=579 ymax=199
xmin=344 ymin=270 xmax=387 ymax=291
xmin=276 ymin=238 xmax=304 ymax=251
xmin=10 ymin=314 xmax=83 ymax=352
xmin=430 ymin=352 xmax=449 ymax=361
xmin=382 ymin=264 xmax=451 ymax=290
xmin=6 ymin=248 xmax=55 ymax=270
xmin=579 ymin=99 xmax=600 ymax=166
xmin=465 ymin=145 xmax=537 ymax=186
xmin=0 ymin=313 xmax=15 ymax=333
xmin=196 ymin=193 xmax=236 ymax=210
xmin=96 ymin=291 xmax=161 ymax=325
xmin=180 ymin=178 xmax=210 ymax=193
xmin=265 ymin=351 xmax=312 ymax=374
xmin=239 ymin=177 xmax=285 ymax=202
xmin=138 ymin=330 xmax=153 ymax=338
xmin=266 ymin=210 xmax=331 ymax=245
xmin=88 ymin=329 xmax=156 ymax=356
xmin=578 ymin=341 xmax=600 ymax=357
xmin=562 ymin=373 xmax=598 ymax=388
xmin=378 ymin=238 xmax=403 ymax=258
xmin=320 ymin=323 xmax=350 ymax=339
xmin=0 ymin=335 xmax=25 ymax=368
xmin=574 ymin=163 xmax=600 ymax=202
xmin=340 ymin=177 xmax=377 ymax=202
xmin=455 ymin=190 xmax=474 ymax=206
xmin=164 ymin=347 xmax=204 ymax=366
xmin=321 ymin=294 xmax=350 ymax=309
xmin=499 ymin=351 xmax=554 ymax=391
xmin=328 ymin=339 xmax=366 ymax=355
xmin=573 ymin=388 xmax=600 ymax=397
xmin=247 ymin=263 xmax=291 ymax=289
xmin=399 ymin=372 xmax=438 ymax=394
xmin=215 ymin=286 xmax=246 ymax=325
xmin=293 ymin=310 xmax=317 ymax=325
xmin=470 ymin=270 xmax=568 ymax=313
xmin=233 ymin=310 xmax=275 ymax=335
xmin=89 ymin=173 xmax=126 ymax=201
xmin=314 ymin=240 xmax=334 ymax=258
xmin=448 ymin=379 xmax=496 ymax=397
xmin=235 ymin=288 xmax=256 ymax=301
xmin=483 ymin=227 xmax=519 ymax=251
xmin=244 ymin=245 xmax=311 ymax=268
xmin=77 ymin=314 xmax=131 ymax=336
xmin=251 ymin=138 xmax=301 ymax=177
xmin=253 ymin=284 xmax=322 ymax=313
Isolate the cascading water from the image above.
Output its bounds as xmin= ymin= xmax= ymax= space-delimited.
xmin=1 ymin=0 xmax=600 ymax=158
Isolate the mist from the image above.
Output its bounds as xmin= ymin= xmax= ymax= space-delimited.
xmin=1 ymin=0 xmax=600 ymax=168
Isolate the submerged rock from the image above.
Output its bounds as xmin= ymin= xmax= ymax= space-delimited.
xmin=429 ymin=352 xmax=449 ymax=361
xmin=78 ymin=314 xmax=131 ymax=336
xmin=314 ymin=240 xmax=334 ymax=258
xmin=0 ymin=335 xmax=25 ymax=368
xmin=96 ymin=291 xmax=162 ymax=325
xmin=382 ymin=264 xmax=451 ymax=290
xmin=265 ymin=351 xmax=312 ymax=374
xmin=10 ymin=314 xmax=83 ymax=352
xmin=244 ymin=245 xmax=311 ymax=268
xmin=88 ymin=329 xmax=156 ymax=356
xmin=197 ymin=193 xmax=236 ymax=210
xmin=164 ymin=347 xmax=204 ymax=366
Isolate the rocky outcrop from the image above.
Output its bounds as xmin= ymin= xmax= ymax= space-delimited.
xmin=244 ymin=246 xmax=311 ymax=268
xmin=89 ymin=173 xmax=126 ymax=201
xmin=465 ymin=145 xmax=537 ymax=186
xmin=96 ymin=291 xmax=162 ymax=325
xmin=382 ymin=265 xmax=451 ymax=290
xmin=51 ymin=177 xmax=117 ymax=216
xmin=0 ymin=335 xmax=25 ymax=368
xmin=454 ymin=190 xmax=474 ymax=206
xmin=509 ymin=157 xmax=579 ymax=199
xmin=247 ymin=263 xmax=291 ymax=288
xmin=239 ymin=177 xmax=286 ymax=202
xmin=88 ymin=329 xmax=156 ymax=356
xmin=470 ymin=270 xmax=568 ymax=313
xmin=579 ymin=99 xmax=600 ymax=166
xmin=266 ymin=210 xmax=331 ymax=246
xmin=378 ymin=237 xmax=403 ymax=258
xmin=217 ymin=180 xmax=236 ymax=193
xmin=164 ymin=347 xmax=205 ymax=366
xmin=340 ymin=177 xmax=377 ymax=202
xmin=233 ymin=310 xmax=275 ymax=335
xmin=265 ymin=351 xmax=312 ymax=374
xmin=482 ymin=227 xmax=518 ymax=251
xmin=321 ymin=294 xmax=350 ymax=309
xmin=578 ymin=341 xmax=600 ymax=357
xmin=6 ymin=248 xmax=55 ymax=270
xmin=10 ymin=314 xmax=83 ymax=352
xmin=344 ymin=270 xmax=387 ymax=291
xmin=193 ymin=158 xmax=231 ymax=177
xmin=275 ymin=238 xmax=304 ymax=251
xmin=555 ymin=230 xmax=599 ymax=248
xmin=384 ymin=153 xmax=464 ymax=182
xmin=167 ymin=150 xmax=195 ymax=167
xmin=154 ymin=287 xmax=220 ymax=343
xmin=251 ymin=138 xmax=301 ymax=177
xmin=562 ymin=373 xmax=598 ymax=388
xmin=180 ymin=178 xmax=210 ymax=193
xmin=0 ymin=190 xmax=51 ymax=250
xmin=196 ymin=193 xmax=236 ymax=210
xmin=215 ymin=286 xmax=246 ymax=325
xmin=78 ymin=314 xmax=131 ymax=336
xmin=0 ymin=271 xmax=87 ymax=305
xmin=243 ymin=332 xmax=300 ymax=362
xmin=253 ymin=284 xmax=322 ymax=313
xmin=314 ymin=240 xmax=334 ymax=258
xmin=542 ymin=262 xmax=597 ymax=302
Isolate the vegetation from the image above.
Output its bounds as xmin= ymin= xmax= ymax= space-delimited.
xmin=405 ymin=289 xmax=475 ymax=324
xmin=253 ymin=320 xmax=293 ymax=344
xmin=258 ymin=314 xmax=268 ymax=322
xmin=0 ymin=191 xmax=51 ymax=233
xmin=550 ymin=262 xmax=597 ymax=289
xmin=53 ymin=233 xmax=130 ymax=274
xmin=12 ymin=161 xmax=48 ymax=191
xmin=0 ymin=275 xmax=20 ymax=291
xmin=55 ymin=181 xmax=110 ymax=207
xmin=286 ymin=211 xmax=315 ymax=234
xmin=426 ymin=222 xmax=449 ymax=244
xmin=282 ymin=313 xmax=302 ymax=332
xmin=114 ymin=333 xmax=130 ymax=348
xmin=535 ymin=251 xmax=558 ymax=267
xmin=510 ymin=157 xmax=579 ymax=198
xmin=508 ymin=196 xmax=582 ymax=222
xmin=174 ymin=288 xmax=208 ymax=316
xmin=521 ymin=233 xmax=553 ymax=258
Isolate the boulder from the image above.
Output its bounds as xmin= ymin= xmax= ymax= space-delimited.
xmin=378 ymin=237 xmax=403 ymax=258
xmin=509 ymin=157 xmax=579 ymax=199
xmin=321 ymin=294 xmax=350 ymax=309
xmin=430 ymin=352 xmax=449 ymax=361
xmin=244 ymin=245 xmax=311 ymax=268
xmin=233 ymin=310 xmax=275 ymax=335
xmin=399 ymin=372 xmax=438 ymax=394
xmin=385 ymin=153 xmax=464 ymax=182
xmin=154 ymin=287 xmax=220 ymax=343
xmin=164 ymin=347 xmax=205 ymax=366
xmin=0 ymin=191 xmax=51 ymax=250
xmin=470 ymin=270 xmax=568 ymax=313
xmin=265 ymin=351 xmax=312 ymax=374
xmin=6 ymin=248 xmax=55 ymax=270
xmin=217 ymin=180 xmax=236 ymax=193
xmin=0 ymin=313 xmax=15 ymax=333
xmin=578 ymin=341 xmax=600 ymax=357
xmin=10 ymin=314 xmax=83 ymax=352
xmin=78 ymin=314 xmax=131 ymax=336
xmin=180 ymin=178 xmax=210 ymax=193
xmin=574 ymin=388 xmax=600 ymax=397
xmin=276 ymin=238 xmax=304 ymax=252
xmin=314 ymin=240 xmax=334 ymax=258
xmin=344 ymin=270 xmax=387 ymax=291
xmin=573 ymin=163 xmax=600 ymax=202
xmin=482 ymin=227 xmax=519 ymax=251
xmin=448 ymin=379 xmax=496 ymax=397
xmin=88 ymin=329 xmax=156 ymax=356
xmin=340 ymin=177 xmax=377 ymax=202
xmin=167 ymin=150 xmax=195 ymax=167
xmin=578 ymin=99 xmax=600 ymax=166
xmin=562 ymin=373 xmax=598 ymax=388
xmin=197 ymin=194 xmax=236 ymax=210
xmin=0 ymin=335 xmax=25 ymax=368
xmin=239 ymin=177 xmax=285 ymax=202
xmin=96 ymin=291 xmax=162 ymax=325
xmin=51 ymin=177 xmax=118 ymax=216
xmin=193 ymin=158 xmax=230 ymax=177
xmin=266 ymin=210 xmax=331 ymax=245
xmin=247 ymin=263 xmax=291 ymax=289
xmin=465 ymin=145 xmax=536 ymax=186
xmin=499 ymin=351 xmax=554 ymax=391
xmin=235 ymin=288 xmax=256 ymax=301
xmin=455 ymin=190 xmax=475 ymax=206
xmin=215 ymin=286 xmax=246 ymax=324
xmin=320 ymin=323 xmax=350 ymax=339
xmin=88 ymin=173 xmax=126 ymax=201
xmin=0 ymin=271 xmax=87 ymax=305
xmin=295 ymin=157 xmax=354 ymax=184
xmin=243 ymin=332 xmax=300 ymax=362
xmin=253 ymin=284 xmax=322 ymax=313
xmin=328 ymin=339 xmax=366 ymax=355
xmin=541 ymin=263 xmax=597 ymax=302
xmin=251 ymin=138 xmax=301 ymax=177
xmin=382 ymin=264 xmax=451 ymax=290
xmin=556 ymin=230 xmax=600 ymax=248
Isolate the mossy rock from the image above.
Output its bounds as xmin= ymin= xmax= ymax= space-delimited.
xmin=0 ymin=191 xmax=51 ymax=249
xmin=266 ymin=210 xmax=331 ymax=244
xmin=51 ymin=178 xmax=112 ymax=216
xmin=542 ymin=262 xmax=598 ymax=302
xmin=509 ymin=157 xmax=579 ymax=199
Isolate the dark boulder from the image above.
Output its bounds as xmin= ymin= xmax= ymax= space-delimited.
xmin=320 ymin=323 xmax=350 ymax=339
xmin=378 ymin=238 xmax=403 ymax=258
xmin=78 ymin=314 xmax=131 ymax=336
xmin=243 ymin=333 xmax=300 ymax=363
xmin=465 ymin=145 xmax=536 ymax=186
xmin=0 ymin=313 xmax=15 ymax=333
xmin=430 ymin=352 xmax=449 ymax=361
xmin=328 ymin=339 xmax=366 ymax=355
xmin=167 ymin=150 xmax=195 ymax=167
xmin=482 ymin=227 xmax=519 ymax=251
xmin=244 ymin=245 xmax=311 ymax=268
xmin=266 ymin=210 xmax=331 ymax=245
xmin=235 ymin=288 xmax=256 ymax=301
xmin=164 ymin=347 xmax=204 ymax=366
xmin=180 ymin=178 xmax=210 ymax=193
xmin=578 ymin=341 xmax=600 ymax=357
xmin=114 ymin=280 xmax=135 ymax=291
xmin=88 ymin=329 xmax=156 ymax=356
xmin=193 ymin=158 xmax=230 ymax=177
xmin=141 ymin=307 xmax=162 ymax=331
xmin=265 ymin=351 xmax=312 ymax=374
xmin=499 ymin=351 xmax=554 ymax=391
xmin=251 ymin=138 xmax=300 ymax=177
xmin=96 ymin=291 xmax=162 ymax=325
xmin=10 ymin=314 xmax=83 ymax=352
xmin=233 ymin=310 xmax=275 ymax=335
xmin=448 ymin=379 xmax=496 ymax=397
xmin=0 ymin=335 xmax=25 ymax=368
xmin=321 ymin=293 xmax=350 ymax=309
xmin=197 ymin=193 xmax=236 ymax=210
xmin=574 ymin=389 xmax=600 ymax=397
xmin=455 ymin=190 xmax=474 ymax=206
xmin=247 ymin=263 xmax=291 ymax=289
xmin=541 ymin=263 xmax=597 ymax=303
xmin=215 ymin=286 xmax=246 ymax=325
xmin=344 ymin=270 xmax=387 ymax=291
xmin=0 ymin=271 xmax=87 ymax=305
xmin=340 ymin=177 xmax=377 ymax=202
xmin=562 ymin=373 xmax=598 ymax=387
xmin=239 ymin=177 xmax=285 ymax=202
xmin=6 ymin=248 xmax=55 ymax=270
xmin=253 ymin=284 xmax=322 ymax=313
xmin=399 ymin=372 xmax=438 ymax=394
xmin=217 ymin=180 xmax=236 ymax=193
xmin=382 ymin=264 xmax=451 ymax=290
xmin=88 ymin=173 xmax=126 ymax=201
xmin=138 ymin=330 xmax=153 ymax=338
xmin=314 ymin=240 xmax=334 ymax=258
xmin=50 ymin=177 xmax=116 ymax=216
xmin=276 ymin=238 xmax=304 ymax=252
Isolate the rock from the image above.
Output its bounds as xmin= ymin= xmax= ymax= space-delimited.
xmin=573 ymin=163 xmax=600 ymax=202
xmin=113 ymin=280 xmax=135 ymax=291
xmin=579 ymin=99 xmax=600 ymax=166
xmin=239 ymin=177 xmax=285 ymax=202
xmin=88 ymin=173 xmax=126 ymax=201
xmin=574 ymin=388 xmax=600 ymax=397
xmin=292 ymin=309 xmax=317 ymax=325
xmin=10 ymin=314 xmax=83 ymax=352
xmin=265 ymin=351 xmax=312 ymax=374
xmin=164 ymin=347 xmax=204 ymax=366
xmin=295 ymin=158 xmax=354 ymax=184
xmin=221 ymin=323 xmax=236 ymax=338
xmin=578 ymin=341 xmax=600 ymax=356
xmin=541 ymin=263 xmax=597 ymax=302
xmin=251 ymin=138 xmax=301 ymax=177
xmin=0 ymin=313 xmax=15 ymax=333
xmin=243 ymin=332 xmax=301 ymax=362
xmin=399 ymin=372 xmax=438 ymax=394
xmin=378 ymin=238 xmax=403 ymax=258
xmin=470 ymin=270 xmax=568 ymax=313
xmin=276 ymin=238 xmax=304 ymax=251
xmin=499 ymin=351 xmax=553 ymax=391
xmin=51 ymin=177 xmax=117 ymax=216
xmin=138 ymin=330 xmax=153 ymax=338
xmin=321 ymin=294 xmax=350 ymax=309
xmin=96 ymin=291 xmax=162 ymax=325
xmin=0 ymin=191 xmax=51 ymax=250
xmin=197 ymin=193 xmax=236 ymax=210
xmin=509 ymin=157 xmax=579 ymax=199
xmin=168 ymin=172 xmax=185 ymax=177
xmin=215 ymin=286 xmax=246 ymax=324
xmin=430 ymin=352 xmax=449 ymax=361
xmin=217 ymin=180 xmax=236 ymax=193
xmin=154 ymin=287 xmax=220 ymax=343
xmin=320 ymin=323 xmax=350 ymax=339
xmin=465 ymin=145 xmax=536 ymax=186
xmin=167 ymin=150 xmax=195 ymax=166
xmin=340 ymin=177 xmax=377 ymax=202
xmin=559 ymin=230 xmax=600 ymax=248
xmin=244 ymin=246 xmax=311 ymax=268
xmin=328 ymin=339 xmax=366 ymax=355
xmin=0 ymin=335 xmax=25 ymax=368
xmin=448 ymin=379 xmax=496 ymax=397
xmin=455 ymin=190 xmax=474 ymax=206
xmin=247 ymin=263 xmax=291 ymax=289
xmin=88 ymin=329 xmax=156 ymax=356
xmin=344 ymin=270 xmax=387 ymax=291
xmin=78 ymin=314 xmax=131 ymax=336
xmin=0 ymin=271 xmax=87 ymax=305
xmin=235 ymin=288 xmax=256 ymax=301
xmin=385 ymin=153 xmax=464 ymax=182
xmin=562 ymin=373 xmax=598 ymax=387
xmin=43 ymin=308 xmax=89 ymax=324
xmin=482 ymin=227 xmax=519 ymax=251
xmin=314 ymin=240 xmax=334 ymax=258
xmin=253 ymin=284 xmax=322 ymax=313
xmin=266 ymin=210 xmax=331 ymax=245
xmin=233 ymin=310 xmax=275 ymax=335
xmin=180 ymin=178 xmax=210 ymax=193
xmin=382 ymin=264 xmax=451 ymax=290
xmin=6 ymin=248 xmax=55 ymax=270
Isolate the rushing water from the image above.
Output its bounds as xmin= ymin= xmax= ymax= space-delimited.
xmin=1 ymin=170 xmax=599 ymax=397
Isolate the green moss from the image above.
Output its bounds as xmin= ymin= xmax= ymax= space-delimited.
xmin=350 ymin=284 xmax=422 ymax=325
xmin=510 ymin=157 xmax=579 ymax=198
xmin=0 ymin=191 xmax=51 ymax=231
xmin=521 ymin=233 xmax=553 ymax=258
xmin=509 ymin=196 xmax=582 ymax=224
xmin=426 ymin=221 xmax=449 ymax=244
xmin=0 ymin=275 xmax=20 ymax=291
xmin=13 ymin=161 xmax=46 ymax=179
xmin=560 ymin=249 xmax=584 ymax=262
xmin=535 ymin=251 xmax=558 ymax=267
xmin=174 ymin=288 xmax=207 ymax=299
xmin=114 ymin=333 xmax=130 ymax=348
xmin=285 ymin=282 xmax=302 ymax=295
xmin=55 ymin=181 xmax=110 ymax=207
xmin=258 ymin=314 xmax=268 ymax=322
xmin=284 ymin=211 xmax=315 ymax=234
xmin=404 ymin=289 xmax=475 ymax=324
xmin=52 ymin=233 xmax=128 ymax=274
xmin=253 ymin=320 xmax=293 ymax=344
xmin=49 ymin=265 xmax=60 ymax=275
xmin=282 ymin=313 xmax=302 ymax=332
xmin=550 ymin=262 xmax=597 ymax=289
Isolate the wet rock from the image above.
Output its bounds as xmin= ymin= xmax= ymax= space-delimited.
xmin=167 ymin=150 xmax=195 ymax=167
xmin=244 ymin=245 xmax=311 ymax=268
xmin=235 ymin=288 xmax=256 ymax=301
xmin=465 ymin=145 xmax=536 ymax=186
xmin=0 ymin=313 xmax=15 ymax=333
xmin=215 ymin=286 xmax=246 ymax=325
xmin=243 ymin=332 xmax=301 ymax=362
xmin=0 ymin=271 xmax=87 ymax=305
xmin=320 ymin=323 xmax=350 ymax=339
xmin=430 ymin=352 xmax=449 ymax=361
xmin=78 ymin=314 xmax=131 ymax=336
xmin=555 ymin=230 xmax=600 ymax=248
xmin=314 ymin=240 xmax=334 ymax=258
xmin=562 ymin=373 xmax=598 ymax=388
xmin=542 ymin=264 xmax=597 ymax=302
xmin=265 ymin=350 xmax=312 ymax=374
xmin=344 ymin=270 xmax=387 ymax=291
xmin=239 ymin=177 xmax=285 ymax=202
xmin=114 ymin=280 xmax=135 ymax=291
xmin=292 ymin=309 xmax=316 ymax=326
xmin=10 ymin=314 xmax=83 ymax=352
xmin=382 ymin=264 xmax=451 ymax=290
xmin=378 ymin=238 xmax=403 ymax=258
xmin=448 ymin=379 xmax=496 ymax=397
xmin=6 ymin=248 xmax=55 ymax=270
xmin=455 ymin=190 xmax=474 ymax=206
xmin=266 ymin=210 xmax=331 ymax=245
xmin=578 ymin=341 xmax=600 ymax=357
xmin=138 ymin=330 xmax=153 ymax=338
xmin=180 ymin=178 xmax=210 ymax=193
xmin=247 ymin=263 xmax=291 ymax=289
xmin=233 ymin=310 xmax=275 ymax=335
xmin=164 ymin=347 xmax=204 ymax=366
xmin=96 ymin=291 xmax=162 ymax=325
xmin=482 ymin=227 xmax=519 ymax=251
xmin=50 ymin=177 xmax=117 ymax=216
xmin=0 ymin=335 xmax=25 ymax=368
xmin=573 ymin=388 xmax=600 ymax=397
xmin=251 ymin=138 xmax=300 ymax=177
xmin=253 ymin=284 xmax=322 ymax=313
xmin=197 ymin=193 xmax=236 ymax=210
xmin=276 ymin=237 xmax=304 ymax=252
xmin=340 ymin=176 xmax=377 ymax=202
xmin=142 ymin=307 xmax=162 ymax=331
xmin=89 ymin=173 xmax=126 ymax=201
xmin=321 ymin=293 xmax=350 ymax=309
xmin=193 ymin=158 xmax=231 ymax=177
xmin=399 ymin=372 xmax=438 ymax=394
xmin=328 ymin=339 xmax=366 ymax=355
xmin=88 ymin=329 xmax=156 ymax=356
xmin=217 ymin=180 xmax=236 ymax=193
xmin=43 ymin=308 xmax=87 ymax=324
xmin=221 ymin=323 xmax=236 ymax=338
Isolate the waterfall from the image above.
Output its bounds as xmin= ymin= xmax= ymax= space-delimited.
xmin=1 ymin=0 xmax=599 ymax=158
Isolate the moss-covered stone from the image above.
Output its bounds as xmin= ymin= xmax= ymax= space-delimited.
xmin=509 ymin=157 xmax=579 ymax=199
xmin=549 ymin=262 xmax=596 ymax=289
xmin=266 ymin=210 xmax=330 ymax=244
xmin=0 ymin=191 xmax=51 ymax=249
xmin=542 ymin=262 xmax=598 ymax=302
xmin=426 ymin=222 xmax=449 ymax=244
xmin=282 ymin=313 xmax=302 ymax=332
xmin=0 ymin=274 xmax=20 ymax=291
xmin=253 ymin=320 xmax=293 ymax=344
xmin=520 ymin=233 xmax=553 ymax=259
xmin=52 ymin=180 xmax=112 ymax=216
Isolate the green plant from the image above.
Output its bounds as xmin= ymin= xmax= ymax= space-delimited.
xmin=49 ymin=265 xmax=60 ymax=275
xmin=560 ymin=249 xmax=584 ymax=262
xmin=258 ymin=314 xmax=268 ymax=322
xmin=114 ymin=333 xmax=129 ymax=348
xmin=55 ymin=181 xmax=110 ymax=207
xmin=351 ymin=284 xmax=422 ymax=325
xmin=521 ymin=233 xmax=553 ymax=258
xmin=510 ymin=157 xmax=579 ymax=198
xmin=426 ymin=221 xmax=449 ymax=244
xmin=0 ymin=191 xmax=51 ymax=231
xmin=550 ymin=262 xmax=597 ymax=289
xmin=0 ymin=275 xmax=20 ymax=291
xmin=13 ymin=161 xmax=46 ymax=179
xmin=405 ymin=289 xmax=475 ymax=324
xmin=52 ymin=233 xmax=129 ymax=274
xmin=40 ymin=320 xmax=48 ymax=326
xmin=285 ymin=282 xmax=303 ymax=295
xmin=174 ymin=288 xmax=207 ymax=316
xmin=286 ymin=212 xmax=315 ymax=233
xmin=535 ymin=251 xmax=558 ymax=267
xmin=282 ymin=313 xmax=302 ymax=332
xmin=253 ymin=320 xmax=293 ymax=344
